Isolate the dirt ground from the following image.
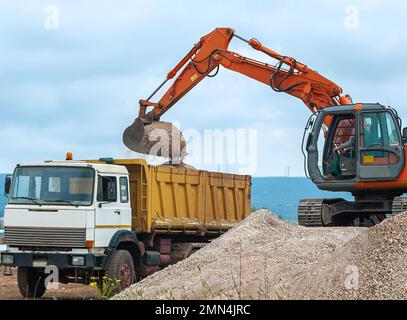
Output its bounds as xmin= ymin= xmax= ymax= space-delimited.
xmin=0 ymin=267 xmax=97 ymax=300
xmin=114 ymin=209 xmax=407 ymax=300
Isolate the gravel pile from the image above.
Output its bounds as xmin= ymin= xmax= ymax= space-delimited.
xmin=113 ymin=210 xmax=362 ymax=300
xmin=290 ymin=212 xmax=407 ymax=299
xmin=114 ymin=210 xmax=407 ymax=300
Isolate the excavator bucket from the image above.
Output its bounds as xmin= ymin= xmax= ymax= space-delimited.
xmin=123 ymin=118 xmax=187 ymax=159
xmin=123 ymin=118 xmax=146 ymax=153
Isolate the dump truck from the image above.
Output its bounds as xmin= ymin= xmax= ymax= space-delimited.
xmin=0 ymin=156 xmax=251 ymax=298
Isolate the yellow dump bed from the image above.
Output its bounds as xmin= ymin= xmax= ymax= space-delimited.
xmin=92 ymin=159 xmax=251 ymax=235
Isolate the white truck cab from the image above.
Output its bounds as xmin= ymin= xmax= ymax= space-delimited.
xmin=0 ymin=156 xmax=252 ymax=298
xmin=0 ymin=159 xmax=141 ymax=298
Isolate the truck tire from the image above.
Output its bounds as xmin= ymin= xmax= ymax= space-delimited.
xmin=17 ymin=267 xmax=47 ymax=299
xmin=105 ymin=250 xmax=135 ymax=293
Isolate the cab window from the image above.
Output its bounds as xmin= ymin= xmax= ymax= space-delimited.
xmin=97 ymin=176 xmax=117 ymax=202
xmin=362 ymin=112 xmax=400 ymax=147
xmin=386 ymin=112 xmax=400 ymax=145
xmin=361 ymin=112 xmax=400 ymax=166
xmin=119 ymin=177 xmax=129 ymax=203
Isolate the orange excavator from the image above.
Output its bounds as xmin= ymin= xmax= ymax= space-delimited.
xmin=123 ymin=27 xmax=407 ymax=227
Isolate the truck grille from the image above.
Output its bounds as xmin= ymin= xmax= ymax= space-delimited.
xmin=4 ymin=227 xmax=86 ymax=248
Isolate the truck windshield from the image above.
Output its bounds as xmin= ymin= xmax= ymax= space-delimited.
xmin=9 ymin=166 xmax=95 ymax=206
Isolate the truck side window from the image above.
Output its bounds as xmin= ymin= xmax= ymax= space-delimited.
xmin=119 ymin=177 xmax=129 ymax=203
xmin=97 ymin=176 xmax=117 ymax=202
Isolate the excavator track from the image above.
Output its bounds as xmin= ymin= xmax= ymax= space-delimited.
xmin=298 ymin=197 xmax=407 ymax=228
xmin=298 ymin=199 xmax=324 ymax=227
xmin=392 ymin=197 xmax=407 ymax=216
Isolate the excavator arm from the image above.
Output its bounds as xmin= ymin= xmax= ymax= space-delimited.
xmin=124 ymin=27 xmax=352 ymax=153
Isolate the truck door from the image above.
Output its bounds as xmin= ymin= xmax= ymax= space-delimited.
xmin=358 ymin=110 xmax=404 ymax=180
xmin=95 ymin=175 xmax=121 ymax=247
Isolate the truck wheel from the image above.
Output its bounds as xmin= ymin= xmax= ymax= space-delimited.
xmin=105 ymin=250 xmax=135 ymax=293
xmin=17 ymin=267 xmax=47 ymax=299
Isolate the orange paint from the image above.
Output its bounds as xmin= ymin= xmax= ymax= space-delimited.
xmin=66 ymin=152 xmax=73 ymax=161
xmin=354 ymin=103 xmax=363 ymax=111
xmin=86 ymin=240 xmax=94 ymax=248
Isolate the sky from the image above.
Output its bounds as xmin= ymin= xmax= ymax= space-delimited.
xmin=0 ymin=0 xmax=406 ymax=176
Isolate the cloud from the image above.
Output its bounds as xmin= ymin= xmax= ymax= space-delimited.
xmin=0 ymin=0 xmax=406 ymax=176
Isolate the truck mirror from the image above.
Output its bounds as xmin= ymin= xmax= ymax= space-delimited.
xmin=403 ymin=127 xmax=407 ymax=143
xmin=4 ymin=175 xmax=12 ymax=197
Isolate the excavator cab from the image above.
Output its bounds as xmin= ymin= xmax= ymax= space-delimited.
xmin=305 ymin=103 xmax=405 ymax=190
xmin=298 ymin=103 xmax=407 ymax=227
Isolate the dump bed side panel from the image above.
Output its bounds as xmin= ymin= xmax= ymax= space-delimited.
xmin=205 ymin=172 xmax=251 ymax=232
xmin=126 ymin=164 xmax=149 ymax=233
xmin=149 ymin=167 xmax=251 ymax=235
xmin=113 ymin=159 xmax=150 ymax=233
xmin=150 ymin=167 xmax=205 ymax=234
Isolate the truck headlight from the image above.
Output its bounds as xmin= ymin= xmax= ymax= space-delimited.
xmin=71 ymin=256 xmax=85 ymax=266
xmin=1 ymin=254 xmax=14 ymax=265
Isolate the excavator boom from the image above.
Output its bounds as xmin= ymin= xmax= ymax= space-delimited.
xmin=123 ymin=27 xmax=352 ymax=155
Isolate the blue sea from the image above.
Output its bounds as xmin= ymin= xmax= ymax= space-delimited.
xmin=251 ymin=177 xmax=351 ymax=223
xmin=0 ymin=174 xmax=351 ymax=223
